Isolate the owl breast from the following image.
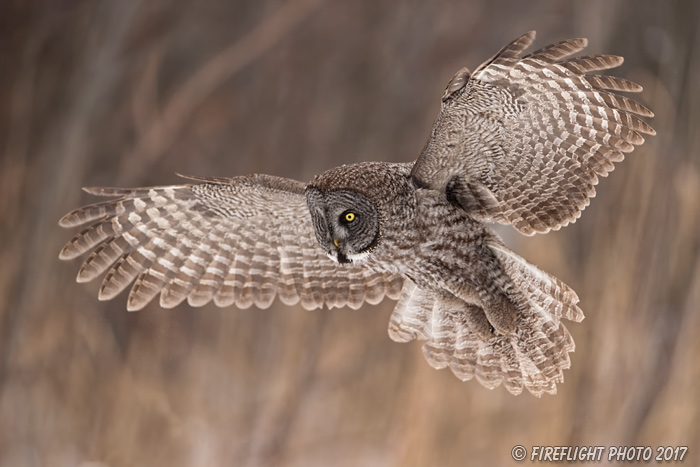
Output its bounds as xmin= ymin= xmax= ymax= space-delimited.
xmin=373 ymin=188 xmax=520 ymax=335
xmin=382 ymin=189 xmax=492 ymax=286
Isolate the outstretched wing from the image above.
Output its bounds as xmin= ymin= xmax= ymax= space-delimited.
xmin=411 ymin=31 xmax=655 ymax=235
xmin=59 ymin=174 xmax=402 ymax=311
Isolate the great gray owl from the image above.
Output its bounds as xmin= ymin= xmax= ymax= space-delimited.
xmin=59 ymin=32 xmax=654 ymax=396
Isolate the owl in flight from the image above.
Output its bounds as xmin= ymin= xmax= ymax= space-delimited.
xmin=60 ymin=32 xmax=654 ymax=396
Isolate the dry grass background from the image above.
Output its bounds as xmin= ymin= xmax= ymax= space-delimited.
xmin=1 ymin=0 xmax=699 ymax=465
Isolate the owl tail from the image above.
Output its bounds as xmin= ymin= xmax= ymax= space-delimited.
xmin=388 ymin=244 xmax=583 ymax=397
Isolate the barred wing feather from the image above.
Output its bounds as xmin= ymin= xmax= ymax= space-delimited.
xmin=59 ymin=174 xmax=402 ymax=311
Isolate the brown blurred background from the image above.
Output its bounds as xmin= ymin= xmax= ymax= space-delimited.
xmin=1 ymin=0 xmax=698 ymax=465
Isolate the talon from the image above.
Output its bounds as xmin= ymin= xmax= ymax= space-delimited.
xmin=483 ymin=293 xmax=518 ymax=335
xmin=463 ymin=304 xmax=494 ymax=341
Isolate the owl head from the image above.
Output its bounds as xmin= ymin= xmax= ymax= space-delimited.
xmin=305 ymin=162 xmax=413 ymax=264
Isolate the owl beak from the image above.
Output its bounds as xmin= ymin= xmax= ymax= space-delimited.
xmin=333 ymin=238 xmax=339 ymax=248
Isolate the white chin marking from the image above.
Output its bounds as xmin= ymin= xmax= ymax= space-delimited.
xmin=326 ymin=251 xmax=371 ymax=264
xmin=347 ymin=251 xmax=371 ymax=263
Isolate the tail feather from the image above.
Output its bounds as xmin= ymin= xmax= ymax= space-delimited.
xmin=388 ymin=245 xmax=583 ymax=397
xmin=487 ymin=242 xmax=584 ymax=323
xmin=388 ymin=281 xmax=434 ymax=343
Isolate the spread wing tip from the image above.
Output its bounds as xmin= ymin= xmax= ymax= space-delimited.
xmin=175 ymin=173 xmax=231 ymax=184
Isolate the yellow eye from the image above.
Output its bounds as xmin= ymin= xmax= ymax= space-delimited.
xmin=344 ymin=212 xmax=355 ymax=222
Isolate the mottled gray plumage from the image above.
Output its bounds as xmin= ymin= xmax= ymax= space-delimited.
xmin=59 ymin=32 xmax=654 ymax=396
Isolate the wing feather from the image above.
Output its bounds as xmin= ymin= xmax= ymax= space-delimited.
xmin=59 ymin=175 xmax=403 ymax=311
xmin=412 ymin=32 xmax=655 ymax=235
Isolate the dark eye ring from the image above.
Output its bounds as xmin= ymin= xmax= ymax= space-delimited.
xmin=342 ymin=211 xmax=356 ymax=223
